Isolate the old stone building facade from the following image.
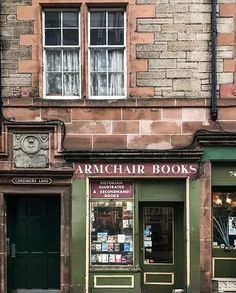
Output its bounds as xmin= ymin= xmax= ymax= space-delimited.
xmin=1 ymin=0 xmax=236 ymax=293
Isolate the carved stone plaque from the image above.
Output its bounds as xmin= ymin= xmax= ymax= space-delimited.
xmin=13 ymin=134 xmax=49 ymax=168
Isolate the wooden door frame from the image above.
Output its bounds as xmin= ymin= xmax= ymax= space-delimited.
xmin=0 ymin=184 xmax=71 ymax=293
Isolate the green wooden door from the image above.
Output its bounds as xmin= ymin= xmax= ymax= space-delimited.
xmin=140 ymin=202 xmax=184 ymax=293
xmin=7 ymin=195 xmax=60 ymax=292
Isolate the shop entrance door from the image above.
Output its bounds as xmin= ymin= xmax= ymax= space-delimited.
xmin=140 ymin=202 xmax=184 ymax=293
xmin=7 ymin=195 xmax=60 ymax=293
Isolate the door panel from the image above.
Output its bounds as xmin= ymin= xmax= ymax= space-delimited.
xmin=140 ymin=202 xmax=184 ymax=293
xmin=7 ymin=195 xmax=60 ymax=292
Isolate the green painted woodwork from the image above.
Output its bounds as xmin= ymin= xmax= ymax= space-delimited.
xmin=7 ymin=195 xmax=60 ymax=293
xmin=204 ymin=146 xmax=236 ymax=161
xmin=72 ymin=178 xmax=202 ymax=293
xmin=71 ymin=179 xmax=87 ymax=293
xmin=213 ymin=258 xmax=236 ymax=278
xmin=188 ymin=179 xmax=200 ymax=292
xmin=95 ymin=275 xmax=133 ymax=286
xmin=212 ymin=163 xmax=236 ymax=185
xmin=136 ymin=179 xmax=185 ymax=202
xmin=139 ymin=202 xmax=184 ymax=293
xmin=89 ymin=272 xmax=140 ymax=293
xmin=145 ymin=273 xmax=173 ymax=283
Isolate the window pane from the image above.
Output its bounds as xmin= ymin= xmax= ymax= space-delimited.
xmin=63 ymin=73 xmax=80 ymax=96
xmin=143 ymin=207 xmax=173 ymax=264
xmin=108 ymin=29 xmax=124 ymax=45
xmin=63 ymin=50 xmax=79 ymax=72
xmin=63 ymin=29 xmax=79 ymax=45
xmin=108 ymin=50 xmax=124 ymax=72
xmin=45 ymin=12 xmax=60 ymax=28
xmin=90 ymin=12 xmax=106 ymax=27
xmin=46 ymin=73 xmax=62 ymax=95
xmin=46 ymin=50 xmax=62 ymax=71
xmin=108 ymin=12 xmax=124 ymax=27
xmin=109 ymin=73 xmax=124 ymax=96
xmin=90 ymin=29 xmax=106 ymax=45
xmin=45 ymin=29 xmax=61 ymax=45
xmin=90 ymin=201 xmax=133 ymax=266
xmin=63 ymin=12 xmax=78 ymax=27
xmin=91 ymin=73 xmax=107 ymax=96
xmin=213 ymin=192 xmax=236 ymax=248
xmin=90 ymin=50 xmax=107 ymax=72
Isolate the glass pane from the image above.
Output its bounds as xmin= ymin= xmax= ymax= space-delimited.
xmin=63 ymin=12 xmax=78 ymax=27
xmin=63 ymin=29 xmax=79 ymax=45
xmin=45 ymin=29 xmax=61 ymax=45
xmin=108 ymin=73 xmax=124 ymax=96
xmin=45 ymin=12 xmax=60 ymax=28
xmin=63 ymin=50 xmax=79 ymax=72
xmin=90 ymin=12 xmax=106 ymax=27
xmin=213 ymin=192 xmax=236 ymax=249
xmin=108 ymin=50 xmax=124 ymax=72
xmin=46 ymin=50 xmax=62 ymax=71
xmin=143 ymin=207 xmax=173 ymax=264
xmin=90 ymin=201 xmax=133 ymax=266
xmin=63 ymin=73 xmax=80 ymax=96
xmin=90 ymin=29 xmax=106 ymax=45
xmin=90 ymin=50 xmax=107 ymax=72
xmin=108 ymin=12 xmax=124 ymax=27
xmin=46 ymin=73 xmax=62 ymax=95
xmin=90 ymin=73 xmax=107 ymax=96
xmin=108 ymin=29 xmax=124 ymax=45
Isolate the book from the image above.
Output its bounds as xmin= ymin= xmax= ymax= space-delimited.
xmin=114 ymin=243 xmax=120 ymax=252
xmin=101 ymin=243 xmax=108 ymax=251
xmin=108 ymin=254 xmax=116 ymax=263
xmin=97 ymin=232 xmax=108 ymax=242
xmin=115 ymin=254 xmax=122 ymax=263
xmin=124 ymin=243 xmax=130 ymax=252
xmin=108 ymin=243 xmax=113 ymax=251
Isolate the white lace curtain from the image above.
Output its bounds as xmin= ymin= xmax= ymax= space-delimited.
xmin=46 ymin=49 xmax=80 ymax=96
xmin=90 ymin=49 xmax=124 ymax=97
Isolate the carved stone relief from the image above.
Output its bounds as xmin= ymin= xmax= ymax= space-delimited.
xmin=13 ymin=134 xmax=49 ymax=168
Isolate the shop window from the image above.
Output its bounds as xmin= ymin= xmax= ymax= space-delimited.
xmin=43 ymin=9 xmax=80 ymax=98
xmin=90 ymin=200 xmax=133 ymax=266
xmin=213 ymin=192 xmax=236 ymax=249
xmin=89 ymin=9 xmax=126 ymax=99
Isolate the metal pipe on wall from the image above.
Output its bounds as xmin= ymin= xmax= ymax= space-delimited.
xmin=211 ymin=0 xmax=218 ymax=121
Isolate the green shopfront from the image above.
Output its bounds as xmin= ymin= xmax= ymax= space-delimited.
xmin=70 ymin=160 xmax=201 ymax=293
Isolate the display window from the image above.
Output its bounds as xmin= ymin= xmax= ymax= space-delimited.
xmin=213 ymin=192 xmax=236 ymax=249
xmin=90 ymin=180 xmax=134 ymax=266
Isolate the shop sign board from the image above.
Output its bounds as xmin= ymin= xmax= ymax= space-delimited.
xmin=90 ymin=180 xmax=133 ymax=199
xmin=75 ymin=163 xmax=198 ymax=178
xmin=12 ymin=177 xmax=52 ymax=184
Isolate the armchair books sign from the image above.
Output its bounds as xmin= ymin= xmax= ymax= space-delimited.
xmin=75 ymin=163 xmax=198 ymax=178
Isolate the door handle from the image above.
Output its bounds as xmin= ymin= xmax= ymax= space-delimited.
xmin=6 ymin=238 xmax=10 ymax=255
xmin=11 ymin=244 xmax=16 ymax=258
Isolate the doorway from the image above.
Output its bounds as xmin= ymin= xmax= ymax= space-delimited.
xmin=139 ymin=202 xmax=185 ymax=293
xmin=7 ymin=195 xmax=60 ymax=293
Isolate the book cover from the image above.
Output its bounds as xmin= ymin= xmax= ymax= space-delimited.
xmin=101 ymin=243 xmax=108 ymax=251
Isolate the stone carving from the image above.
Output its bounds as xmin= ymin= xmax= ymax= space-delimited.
xmin=13 ymin=134 xmax=49 ymax=168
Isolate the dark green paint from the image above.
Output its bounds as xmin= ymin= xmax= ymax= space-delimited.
xmin=7 ymin=195 xmax=60 ymax=292
xmin=204 ymin=146 xmax=236 ymax=161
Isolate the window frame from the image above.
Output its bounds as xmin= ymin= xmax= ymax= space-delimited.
xmin=42 ymin=8 xmax=81 ymax=99
xmin=88 ymin=8 xmax=127 ymax=100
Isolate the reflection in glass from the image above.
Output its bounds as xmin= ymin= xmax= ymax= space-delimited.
xmin=108 ymin=12 xmax=124 ymax=27
xmin=45 ymin=29 xmax=61 ymax=46
xmin=63 ymin=12 xmax=78 ymax=27
xmin=213 ymin=192 xmax=236 ymax=248
xmin=45 ymin=12 xmax=60 ymax=28
xmin=90 ymin=201 xmax=133 ymax=266
xmin=90 ymin=12 xmax=106 ymax=27
xmin=63 ymin=29 xmax=79 ymax=45
xmin=143 ymin=207 xmax=173 ymax=264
